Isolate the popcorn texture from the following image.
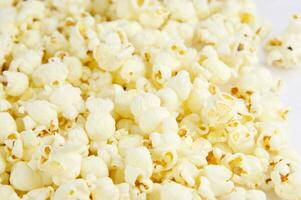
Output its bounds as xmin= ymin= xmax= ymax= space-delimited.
xmin=0 ymin=0 xmax=300 ymax=199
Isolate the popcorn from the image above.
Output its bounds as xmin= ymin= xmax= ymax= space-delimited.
xmin=197 ymin=176 xmax=215 ymax=200
xmin=202 ymin=165 xmax=234 ymax=197
xmin=270 ymin=159 xmax=301 ymax=199
xmin=117 ymin=184 xmax=131 ymax=200
xmin=119 ymin=55 xmax=145 ymax=84
xmin=17 ymin=0 xmax=45 ymax=25
xmin=221 ymin=187 xmax=247 ymax=200
xmin=137 ymin=107 xmax=170 ymax=133
xmin=163 ymin=21 xmax=195 ymax=45
xmin=52 ymin=179 xmax=90 ymax=200
xmin=91 ymin=177 xmax=120 ymax=200
xmin=39 ymin=147 xmax=82 ymax=185
xmin=20 ymin=29 xmax=43 ymax=49
xmin=157 ymin=88 xmax=181 ymax=112
xmin=202 ymin=54 xmax=233 ymax=84
xmin=93 ymin=30 xmax=135 ymax=72
xmin=86 ymin=96 xmax=114 ymax=114
xmin=0 ymin=185 xmax=20 ymax=200
xmin=2 ymin=71 xmax=29 ymax=97
xmin=115 ymin=90 xmax=136 ymax=118
xmin=152 ymin=63 xmax=172 ymax=85
xmin=236 ymin=67 xmax=276 ymax=93
xmin=66 ymin=126 xmax=89 ymax=149
xmin=0 ymin=112 xmax=16 ymax=141
xmin=48 ymin=83 xmax=84 ymax=120
xmin=166 ymin=70 xmax=192 ymax=101
xmin=85 ymin=112 xmax=116 ymax=141
xmin=0 ymin=8 xmax=18 ymax=36
xmin=9 ymin=47 xmax=42 ymax=75
xmin=125 ymin=147 xmax=153 ymax=178
xmin=32 ymin=59 xmax=68 ymax=87
xmin=0 ymin=154 xmax=6 ymax=174
xmin=0 ymin=1 xmax=300 ymax=199
xmin=265 ymin=14 xmax=301 ymax=68
xmin=63 ymin=56 xmax=83 ymax=83
xmin=187 ymin=77 xmax=211 ymax=113
xmin=200 ymin=94 xmax=236 ymax=127
xmin=22 ymin=187 xmax=54 ymax=200
xmin=21 ymin=130 xmax=40 ymax=149
xmin=223 ymin=154 xmax=265 ymax=188
xmin=80 ymin=156 xmax=108 ymax=180
xmin=24 ymin=100 xmax=58 ymax=128
xmin=130 ymin=92 xmax=161 ymax=117
xmin=163 ymin=0 xmax=197 ymax=22
xmin=246 ymin=189 xmax=266 ymax=200
xmin=227 ymin=123 xmax=256 ymax=153
xmin=172 ymin=160 xmax=199 ymax=187
xmin=88 ymin=70 xmax=113 ymax=92
xmin=10 ymin=161 xmax=43 ymax=191
xmin=152 ymin=181 xmax=193 ymax=200
xmin=138 ymin=1 xmax=169 ymax=29
xmin=152 ymin=50 xmax=181 ymax=73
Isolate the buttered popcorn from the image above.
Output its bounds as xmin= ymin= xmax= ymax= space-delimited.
xmin=0 ymin=0 xmax=300 ymax=200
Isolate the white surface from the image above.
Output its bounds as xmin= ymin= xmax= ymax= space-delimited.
xmin=254 ymin=0 xmax=301 ymax=156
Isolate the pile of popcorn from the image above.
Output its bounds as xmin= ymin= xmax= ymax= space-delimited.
xmin=0 ymin=0 xmax=301 ymax=199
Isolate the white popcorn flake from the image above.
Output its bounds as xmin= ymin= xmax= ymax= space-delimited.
xmin=85 ymin=112 xmax=116 ymax=141
xmin=119 ymin=55 xmax=145 ymax=84
xmin=130 ymin=92 xmax=161 ymax=117
xmin=0 ymin=112 xmax=16 ymax=141
xmin=203 ymin=165 xmax=234 ymax=197
xmin=39 ymin=148 xmax=82 ymax=186
xmin=92 ymin=177 xmax=120 ymax=200
xmin=10 ymin=161 xmax=43 ymax=192
xmin=0 ymin=185 xmax=20 ymax=200
xmin=137 ymin=107 xmax=170 ymax=133
xmin=22 ymin=187 xmax=54 ymax=200
xmin=17 ymin=0 xmax=45 ymax=25
xmin=236 ymin=66 xmax=276 ymax=93
xmin=227 ymin=123 xmax=256 ymax=153
xmin=81 ymin=155 xmax=109 ymax=180
xmin=3 ymin=71 xmax=29 ymax=96
xmin=157 ymin=87 xmax=181 ymax=112
xmin=0 ymin=155 xmax=6 ymax=174
xmin=0 ymin=8 xmax=18 ymax=36
xmin=24 ymin=100 xmax=58 ymax=128
xmin=49 ymin=83 xmax=84 ymax=120
xmin=125 ymin=147 xmax=153 ymax=178
xmin=63 ymin=56 xmax=83 ymax=83
xmin=197 ymin=176 xmax=215 ymax=200
xmin=154 ymin=181 xmax=193 ymax=200
xmin=265 ymin=14 xmax=301 ymax=68
xmin=220 ymin=187 xmax=247 ymax=200
xmin=246 ymin=189 xmax=266 ymax=200
xmin=32 ymin=60 xmax=68 ymax=87
xmin=93 ymin=29 xmax=135 ymax=72
xmin=152 ymin=63 xmax=172 ymax=85
xmin=9 ymin=47 xmax=42 ymax=75
xmin=115 ymin=89 xmax=137 ymax=118
xmin=86 ymin=96 xmax=114 ymax=114
xmin=53 ymin=179 xmax=90 ymax=200
xmin=0 ymin=99 xmax=11 ymax=112
xmin=166 ymin=70 xmax=192 ymax=101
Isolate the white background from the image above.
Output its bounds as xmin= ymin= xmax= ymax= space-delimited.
xmin=254 ymin=0 xmax=301 ymax=156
